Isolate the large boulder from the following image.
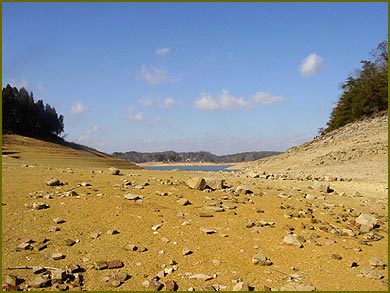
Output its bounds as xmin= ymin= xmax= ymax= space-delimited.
xmin=107 ymin=167 xmax=120 ymax=175
xmin=187 ymin=177 xmax=207 ymax=190
xmin=205 ymin=178 xmax=224 ymax=190
xmin=356 ymin=213 xmax=378 ymax=232
xmin=313 ymin=181 xmax=331 ymax=193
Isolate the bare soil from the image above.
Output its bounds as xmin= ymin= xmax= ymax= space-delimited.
xmin=1 ymin=115 xmax=388 ymax=291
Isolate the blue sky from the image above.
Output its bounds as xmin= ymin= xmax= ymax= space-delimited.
xmin=2 ymin=2 xmax=388 ymax=155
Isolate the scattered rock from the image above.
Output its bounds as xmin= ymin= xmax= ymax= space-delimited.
xmin=233 ymin=281 xmax=250 ymax=291
xmin=107 ymin=229 xmax=120 ymax=235
xmin=30 ymin=275 xmax=51 ymax=288
xmin=199 ymin=212 xmax=214 ymax=218
xmin=189 ymin=273 xmax=213 ymax=281
xmin=46 ymin=178 xmax=61 ymax=186
xmin=177 ymin=198 xmax=191 ymax=206
xmin=203 ymin=206 xmax=224 ymax=212
xmin=331 ymin=254 xmax=342 ymax=260
xmin=3 ymin=274 xmax=18 ymax=286
xmin=124 ymin=244 xmax=138 ymax=251
xmin=53 ymin=218 xmax=66 ymax=224
xmin=252 ymin=253 xmax=272 ymax=266
xmin=182 ymin=248 xmax=192 ymax=256
xmin=107 ymin=167 xmax=120 ymax=175
xmin=107 ymin=260 xmax=124 ymax=269
xmin=235 ymin=185 xmax=252 ymax=195
xmin=283 ymin=234 xmax=303 ymax=248
xmin=108 ymin=278 xmax=122 ymax=287
xmin=152 ymin=224 xmax=162 ymax=231
xmin=52 ymin=253 xmax=65 ymax=260
xmin=187 ymin=177 xmax=207 ymax=190
xmin=205 ymin=178 xmax=225 ymax=190
xmin=355 ymin=214 xmax=378 ymax=232
xmin=200 ymin=227 xmax=217 ymax=234
xmin=360 ymin=265 xmax=384 ymax=279
xmin=90 ymin=232 xmax=101 ymax=239
xmin=124 ymin=194 xmax=142 ymax=200
xmin=313 ymin=181 xmax=330 ymax=193
xmin=369 ymin=258 xmax=387 ymax=269
xmin=27 ymin=202 xmax=49 ymax=210
xmin=165 ymin=280 xmax=178 ymax=291
xmin=280 ymin=283 xmax=316 ymax=291
xmin=64 ymin=239 xmax=76 ymax=246
xmin=150 ymin=279 xmax=164 ymax=291
xmin=94 ymin=261 xmax=108 ymax=270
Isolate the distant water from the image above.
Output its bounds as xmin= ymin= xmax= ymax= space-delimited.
xmin=145 ymin=165 xmax=238 ymax=172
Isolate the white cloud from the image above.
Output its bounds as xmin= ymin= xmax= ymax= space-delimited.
xmin=75 ymin=125 xmax=105 ymax=149
xmin=162 ymin=97 xmax=177 ymax=109
xmin=138 ymin=97 xmax=155 ymax=108
xmin=127 ymin=106 xmax=144 ymax=121
xmin=194 ymin=89 xmax=284 ymax=111
xmin=300 ymin=53 xmax=323 ymax=76
xmin=71 ymin=102 xmax=86 ymax=114
xmin=251 ymin=91 xmax=285 ymax=105
xmin=155 ymin=47 xmax=170 ymax=57
xmin=138 ymin=65 xmax=180 ymax=85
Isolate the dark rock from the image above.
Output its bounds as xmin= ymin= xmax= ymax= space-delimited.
xmin=107 ymin=260 xmax=124 ymax=269
xmin=165 ymin=280 xmax=178 ymax=291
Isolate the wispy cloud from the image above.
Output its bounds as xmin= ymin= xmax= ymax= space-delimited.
xmin=137 ymin=96 xmax=178 ymax=109
xmin=252 ymin=91 xmax=285 ymax=105
xmin=194 ymin=89 xmax=284 ymax=111
xmin=127 ymin=106 xmax=144 ymax=121
xmin=138 ymin=65 xmax=180 ymax=85
xmin=161 ymin=97 xmax=177 ymax=109
xmin=71 ymin=102 xmax=86 ymax=114
xmin=155 ymin=47 xmax=170 ymax=57
xmin=75 ymin=125 xmax=105 ymax=149
xmin=300 ymin=53 xmax=323 ymax=76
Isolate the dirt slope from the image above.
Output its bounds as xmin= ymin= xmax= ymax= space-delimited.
xmin=2 ymin=134 xmax=142 ymax=170
xmin=238 ymin=113 xmax=387 ymax=183
xmin=1 ymin=121 xmax=388 ymax=291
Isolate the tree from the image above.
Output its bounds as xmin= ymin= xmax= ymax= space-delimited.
xmin=324 ymin=41 xmax=388 ymax=133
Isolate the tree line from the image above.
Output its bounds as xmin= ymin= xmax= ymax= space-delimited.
xmin=112 ymin=150 xmax=281 ymax=163
xmin=321 ymin=40 xmax=388 ymax=134
xmin=2 ymin=84 xmax=64 ymax=137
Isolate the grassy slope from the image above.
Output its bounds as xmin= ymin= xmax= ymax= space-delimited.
xmin=2 ymin=134 xmax=142 ymax=170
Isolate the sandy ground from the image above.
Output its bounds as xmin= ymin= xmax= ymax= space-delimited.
xmin=1 ymin=115 xmax=388 ymax=291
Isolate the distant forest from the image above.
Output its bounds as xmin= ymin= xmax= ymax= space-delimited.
xmin=112 ymin=150 xmax=281 ymax=163
xmin=322 ymin=41 xmax=388 ymax=134
xmin=2 ymin=84 xmax=64 ymax=137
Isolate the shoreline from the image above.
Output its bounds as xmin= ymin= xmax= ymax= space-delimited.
xmin=137 ymin=161 xmax=237 ymax=167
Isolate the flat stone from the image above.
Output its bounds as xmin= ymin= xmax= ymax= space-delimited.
xmin=152 ymin=224 xmax=162 ymax=231
xmin=64 ymin=239 xmax=76 ymax=246
xmin=107 ymin=229 xmax=120 ymax=235
xmin=280 ymin=283 xmax=316 ymax=291
xmin=203 ymin=206 xmax=224 ymax=212
xmin=233 ymin=281 xmax=250 ymax=291
xmin=283 ymin=234 xmax=303 ymax=248
xmin=313 ymin=181 xmax=330 ymax=193
xmin=124 ymin=194 xmax=141 ymax=200
xmin=196 ymin=285 xmax=216 ymax=291
xmin=369 ymin=257 xmax=387 ymax=269
xmin=66 ymin=263 xmax=82 ymax=274
xmin=112 ymin=271 xmax=129 ymax=282
xmin=360 ymin=265 xmax=384 ymax=279
xmin=94 ymin=261 xmax=108 ymax=270
xmin=124 ymin=244 xmax=138 ymax=251
xmin=177 ymin=198 xmax=191 ymax=206
xmin=3 ymin=274 xmax=18 ymax=286
xmin=53 ymin=218 xmax=66 ymax=224
xmin=189 ymin=273 xmax=213 ymax=281
xmin=31 ymin=202 xmax=49 ymax=210
xmin=47 ymin=178 xmax=61 ymax=186
xmin=107 ymin=259 xmax=124 ymax=269
xmin=199 ymin=213 xmax=214 ymax=218
xmin=252 ymin=253 xmax=272 ymax=266
xmin=52 ymin=253 xmax=65 ymax=260
xmin=108 ymin=278 xmax=122 ymax=287
xmin=235 ymin=185 xmax=252 ymax=195
xmin=30 ymin=276 xmax=50 ymax=288
xmin=187 ymin=177 xmax=207 ymax=190
xmin=51 ymin=269 xmax=66 ymax=281
xmin=205 ymin=178 xmax=225 ymax=190
xmin=182 ymin=248 xmax=193 ymax=256
xmin=331 ymin=254 xmax=342 ymax=260
xmin=200 ymin=227 xmax=217 ymax=234
xmin=150 ymin=279 xmax=164 ymax=291
xmin=107 ymin=167 xmax=120 ymax=175
xmin=90 ymin=232 xmax=101 ymax=239
xmin=165 ymin=280 xmax=178 ymax=291
xmin=356 ymin=214 xmax=378 ymax=231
